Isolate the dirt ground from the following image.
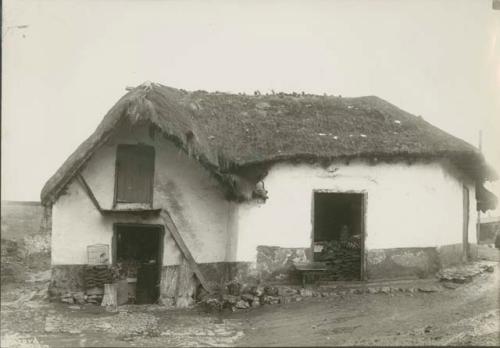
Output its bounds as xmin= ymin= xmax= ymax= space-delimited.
xmin=1 ymin=262 xmax=499 ymax=347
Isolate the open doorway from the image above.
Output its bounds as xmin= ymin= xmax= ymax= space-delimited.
xmin=312 ymin=192 xmax=365 ymax=281
xmin=114 ymin=224 xmax=163 ymax=304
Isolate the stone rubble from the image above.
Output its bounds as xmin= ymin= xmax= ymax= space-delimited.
xmin=198 ymin=279 xmax=452 ymax=313
xmin=436 ymin=262 xmax=495 ymax=284
xmin=59 ymin=290 xmax=102 ymax=305
xmin=417 ymin=286 xmax=439 ymax=293
xmin=52 ymin=262 xmax=497 ymax=314
xmin=442 ymin=282 xmax=461 ymax=290
xmin=57 ymin=274 xmax=468 ymax=313
xmin=235 ymin=300 xmax=250 ymax=309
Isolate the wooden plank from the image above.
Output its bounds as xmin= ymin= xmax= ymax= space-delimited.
xmin=294 ymin=262 xmax=328 ymax=271
xmin=175 ymin=258 xmax=196 ymax=308
xmin=360 ymin=193 xmax=367 ymax=281
xmin=174 ymin=262 xmax=182 ymax=305
xmin=77 ymin=174 xmax=102 ymax=212
xmin=160 ymin=210 xmax=212 ymax=293
xmin=463 ymin=186 xmax=470 ymax=262
xmin=162 ymin=266 xmax=178 ymax=299
xmin=101 ymin=283 xmax=117 ymax=307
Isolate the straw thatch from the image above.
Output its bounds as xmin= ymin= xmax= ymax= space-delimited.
xmin=41 ymin=82 xmax=496 ymax=205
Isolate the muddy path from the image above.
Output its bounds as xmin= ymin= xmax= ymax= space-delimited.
xmin=234 ymin=265 xmax=500 ymax=346
xmin=1 ymin=263 xmax=499 ymax=347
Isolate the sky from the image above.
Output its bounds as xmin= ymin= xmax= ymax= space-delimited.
xmin=2 ymin=0 xmax=500 ymax=215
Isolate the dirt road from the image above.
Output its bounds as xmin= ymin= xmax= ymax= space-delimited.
xmin=1 ymin=263 xmax=499 ymax=347
xmin=235 ymin=266 xmax=500 ymax=346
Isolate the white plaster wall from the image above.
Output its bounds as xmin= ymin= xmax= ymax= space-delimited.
xmin=236 ymin=160 xmax=477 ymax=262
xmin=51 ymin=120 xmax=478 ymax=266
xmin=52 ymin=123 xmax=235 ymax=265
xmin=52 ymin=180 xmax=111 ymax=264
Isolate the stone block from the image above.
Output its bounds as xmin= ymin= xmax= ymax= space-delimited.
xmin=442 ymin=282 xmax=460 ymax=290
xmin=249 ymin=285 xmax=264 ymax=297
xmin=73 ymin=291 xmax=86 ymax=305
xmin=235 ymin=299 xmax=250 ymax=309
xmin=264 ymin=285 xmax=279 ymax=296
xmin=222 ymin=294 xmax=239 ymax=305
xmin=251 ymin=299 xmax=260 ymax=308
xmin=241 ymin=293 xmax=254 ymax=303
xmin=278 ymin=286 xmax=298 ymax=296
xmin=418 ymin=286 xmax=439 ymax=293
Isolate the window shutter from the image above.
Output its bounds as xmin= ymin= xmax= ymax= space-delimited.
xmin=115 ymin=145 xmax=155 ymax=204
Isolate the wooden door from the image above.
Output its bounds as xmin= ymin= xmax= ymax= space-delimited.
xmin=360 ymin=194 xmax=366 ymax=280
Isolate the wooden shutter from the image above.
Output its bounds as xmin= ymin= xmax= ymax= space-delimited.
xmin=115 ymin=145 xmax=155 ymax=204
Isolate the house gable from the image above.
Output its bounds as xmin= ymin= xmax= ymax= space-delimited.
xmin=51 ymin=121 xmax=236 ymax=265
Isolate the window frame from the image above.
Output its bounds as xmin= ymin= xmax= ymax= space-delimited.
xmin=113 ymin=144 xmax=155 ymax=207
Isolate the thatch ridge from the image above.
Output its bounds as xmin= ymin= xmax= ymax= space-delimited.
xmin=41 ymin=82 xmax=496 ymax=205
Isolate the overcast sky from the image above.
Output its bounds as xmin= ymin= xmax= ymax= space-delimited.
xmin=2 ymin=0 xmax=499 ymax=213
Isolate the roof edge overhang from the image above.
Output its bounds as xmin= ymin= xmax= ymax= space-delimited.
xmin=477 ymin=184 xmax=498 ymax=212
xmin=40 ymin=82 xmax=499 ymax=206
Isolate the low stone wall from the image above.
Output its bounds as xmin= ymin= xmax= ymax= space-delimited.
xmin=49 ymin=244 xmax=470 ymax=304
xmin=255 ymin=245 xmax=458 ymax=282
xmin=256 ymin=246 xmax=310 ymax=282
xmin=366 ymin=247 xmax=441 ymax=280
xmin=49 ymin=265 xmax=86 ymax=298
xmin=437 ymin=243 xmax=463 ymax=268
xmin=254 ymin=245 xmax=461 ymax=282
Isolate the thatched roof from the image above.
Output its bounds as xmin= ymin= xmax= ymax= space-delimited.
xmin=41 ymin=82 xmax=497 ymax=205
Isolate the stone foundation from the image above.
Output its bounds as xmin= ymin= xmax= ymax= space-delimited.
xmin=437 ymin=243 xmax=464 ymax=268
xmin=49 ymin=244 xmax=467 ymax=303
xmin=49 ymin=265 xmax=86 ymax=298
xmin=50 ymin=262 xmax=254 ymax=304
xmin=197 ymin=262 xmax=257 ymax=286
xmin=366 ymin=247 xmax=441 ymax=280
xmin=256 ymin=246 xmax=311 ymax=283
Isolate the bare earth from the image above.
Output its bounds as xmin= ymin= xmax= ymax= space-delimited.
xmin=1 ymin=264 xmax=499 ymax=347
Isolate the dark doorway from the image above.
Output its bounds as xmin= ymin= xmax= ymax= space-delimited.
xmin=114 ymin=224 xmax=163 ymax=304
xmin=313 ymin=192 xmax=364 ymax=281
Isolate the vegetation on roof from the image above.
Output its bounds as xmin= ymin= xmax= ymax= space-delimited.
xmin=41 ymin=82 xmax=496 ymax=205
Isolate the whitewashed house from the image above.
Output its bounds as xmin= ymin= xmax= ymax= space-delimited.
xmin=41 ymin=82 xmax=497 ymax=305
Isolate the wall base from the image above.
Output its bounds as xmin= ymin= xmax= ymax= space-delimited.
xmin=437 ymin=243 xmax=464 ymax=268
xmin=366 ymin=247 xmax=441 ymax=280
xmin=366 ymin=244 xmax=467 ymax=280
xmin=50 ymin=243 xmax=467 ymax=302
xmin=256 ymin=246 xmax=311 ymax=283
xmin=49 ymin=265 xmax=86 ymax=298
